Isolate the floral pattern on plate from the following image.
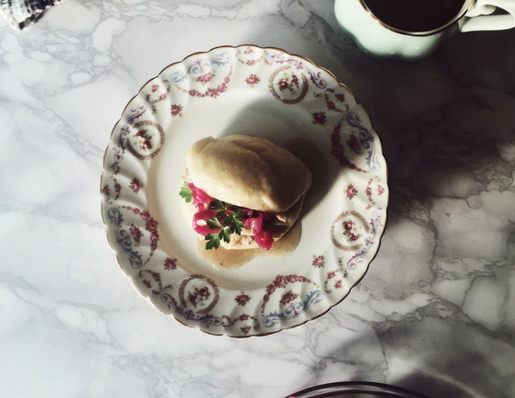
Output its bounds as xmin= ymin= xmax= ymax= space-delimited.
xmin=101 ymin=45 xmax=389 ymax=337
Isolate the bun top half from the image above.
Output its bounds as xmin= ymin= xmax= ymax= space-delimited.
xmin=186 ymin=135 xmax=312 ymax=213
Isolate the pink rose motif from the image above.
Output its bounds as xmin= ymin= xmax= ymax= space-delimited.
xmin=207 ymin=88 xmax=219 ymax=98
xmin=129 ymin=225 xmax=142 ymax=243
xmin=266 ymin=284 xmax=276 ymax=295
xmin=164 ymin=258 xmax=177 ymax=270
xmin=151 ymin=84 xmax=159 ymax=92
xmin=197 ymin=72 xmax=213 ymax=84
xmin=280 ymin=290 xmax=297 ymax=305
xmin=171 ymin=104 xmax=183 ymax=116
xmin=241 ymin=325 xmax=251 ymax=335
xmin=149 ymin=270 xmax=161 ymax=282
xmin=188 ymin=286 xmax=210 ymax=307
xmin=377 ymin=185 xmax=385 ymax=195
xmin=312 ymin=255 xmax=325 ymax=268
xmin=135 ymin=130 xmax=153 ymax=150
xmin=129 ymin=178 xmax=142 ymax=193
xmin=235 ymin=293 xmax=250 ymax=306
xmin=342 ymin=220 xmax=360 ymax=242
xmin=343 ymin=220 xmax=355 ymax=232
xmin=312 ymin=111 xmax=326 ymax=125
xmin=245 ymin=74 xmax=260 ymax=86
xmin=335 ymin=280 xmax=343 ymax=289
xmin=278 ymin=78 xmax=289 ymax=91
xmin=331 ymin=145 xmax=343 ymax=158
xmin=346 ymin=184 xmax=358 ymax=199
xmin=273 ymin=275 xmax=286 ymax=288
xmin=335 ymin=93 xmax=345 ymax=102
xmin=347 ymin=135 xmax=361 ymax=154
xmin=146 ymin=219 xmax=158 ymax=232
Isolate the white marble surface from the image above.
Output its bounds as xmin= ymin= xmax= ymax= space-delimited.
xmin=1 ymin=1 xmax=515 ymax=397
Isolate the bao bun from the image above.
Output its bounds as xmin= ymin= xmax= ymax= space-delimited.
xmin=183 ymin=134 xmax=312 ymax=250
xmin=186 ymin=134 xmax=312 ymax=213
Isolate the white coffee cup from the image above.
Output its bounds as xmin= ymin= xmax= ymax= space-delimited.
xmin=334 ymin=0 xmax=515 ymax=60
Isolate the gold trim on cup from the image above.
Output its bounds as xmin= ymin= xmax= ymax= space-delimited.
xmin=358 ymin=0 xmax=474 ymax=36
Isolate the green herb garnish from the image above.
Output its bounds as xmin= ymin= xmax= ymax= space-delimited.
xmin=179 ymin=182 xmax=193 ymax=203
xmin=180 ymin=182 xmax=247 ymax=250
xmin=204 ymin=200 xmax=245 ymax=250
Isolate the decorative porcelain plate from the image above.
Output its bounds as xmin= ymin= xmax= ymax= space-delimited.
xmin=101 ymin=45 xmax=389 ymax=337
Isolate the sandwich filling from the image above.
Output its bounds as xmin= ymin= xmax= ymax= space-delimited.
xmin=180 ymin=181 xmax=275 ymax=250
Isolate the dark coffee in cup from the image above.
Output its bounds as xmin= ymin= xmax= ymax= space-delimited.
xmin=362 ymin=0 xmax=467 ymax=32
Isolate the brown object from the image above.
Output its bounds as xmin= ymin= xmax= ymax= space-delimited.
xmin=186 ymin=135 xmax=312 ymax=213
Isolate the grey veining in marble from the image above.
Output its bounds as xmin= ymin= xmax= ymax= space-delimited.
xmin=0 ymin=1 xmax=514 ymax=397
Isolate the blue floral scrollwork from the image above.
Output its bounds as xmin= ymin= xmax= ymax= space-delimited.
xmin=169 ymin=52 xmax=233 ymax=83
xmin=347 ymin=208 xmax=383 ymax=270
xmin=263 ymin=290 xmax=325 ymax=328
xmin=107 ymin=207 xmax=143 ymax=269
xmin=346 ymin=111 xmax=380 ymax=173
xmin=160 ymin=293 xmax=229 ymax=329
xmin=111 ymin=103 xmax=148 ymax=172
xmin=263 ymin=49 xmax=327 ymax=89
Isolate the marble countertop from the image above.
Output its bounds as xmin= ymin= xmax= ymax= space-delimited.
xmin=1 ymin=1 xmax=515 ymax=397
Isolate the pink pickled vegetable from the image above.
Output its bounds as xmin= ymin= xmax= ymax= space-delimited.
xmin=254 ymin=229 xmax=274 ymax=250
xmin=189 ymin=182 xmax=214 ymax=211
xmin=182 ymin=182 xmax=275 ymax=250
xmin=192 ymin=209 xmax=217 ymax=236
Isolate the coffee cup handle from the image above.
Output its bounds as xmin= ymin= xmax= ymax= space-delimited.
xmin=460 ymin=0 xmax=515 ymax=32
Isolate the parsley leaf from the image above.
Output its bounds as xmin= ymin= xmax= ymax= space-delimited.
xmin=220 ymin=227 xmax=231 ymax=243
xmin=179 ymin=182 xmax=193 ymax=203
xmin=182 ymin=184 xmax=248 ymax=250
xmin=210 ymin=199 xmax=226 ymax=211
xmin=231 ymin=209 xmax=244 ymax=235
xmin=203 ymin=202 xmax=246 ymax=250
xmin=205 ymin=233 xmax=221 ymax=250
xmin=206 ymin=218 xmax=222 ymax=229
